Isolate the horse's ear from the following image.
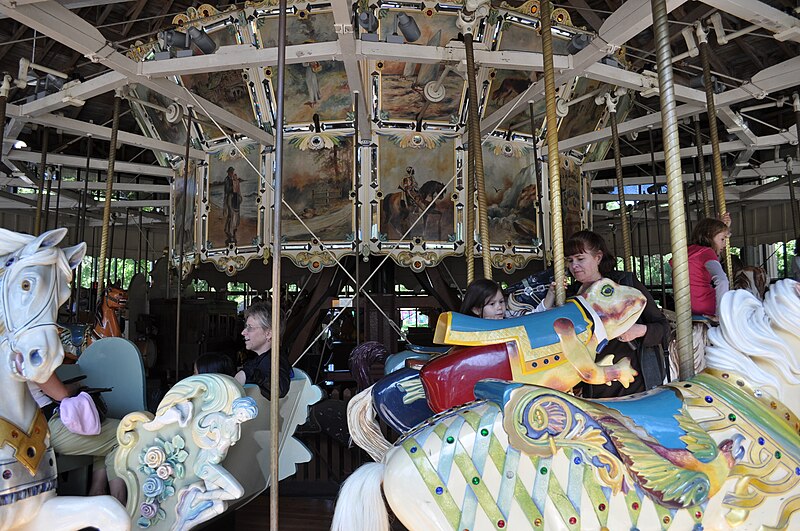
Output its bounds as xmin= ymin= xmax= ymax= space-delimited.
xmin=21 ymin=228 xmax=69 ymax=257
xmin=63 ymin=242 xmax=87 ymax=270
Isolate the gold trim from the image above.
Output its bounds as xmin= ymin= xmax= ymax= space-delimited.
xmin=0 ymin=410 xmax=48 ymax=475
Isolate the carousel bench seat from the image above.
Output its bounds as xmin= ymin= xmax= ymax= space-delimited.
xmin=114 ymin=369 xmax=322 ymax=530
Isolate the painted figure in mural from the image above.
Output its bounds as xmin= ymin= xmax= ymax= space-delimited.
xmin=223 ymin=166 xmax=242 ymax=245
xmin=400 ymin=166 xmax=420 ymax=209
xmin=302 ymin=61 xmax=322 ymax=106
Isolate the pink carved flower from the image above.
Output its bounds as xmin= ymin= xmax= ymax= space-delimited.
xmin=143 ymin=447 xmax=166 ymax=469
xmin=156 ymin=464 xmax=173 ymax=480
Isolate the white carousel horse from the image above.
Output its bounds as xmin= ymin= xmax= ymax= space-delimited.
xmin=0 ymin=228 xmax=129 ymax=531
xmin=333 ymin=280 xmax=800 ymax=530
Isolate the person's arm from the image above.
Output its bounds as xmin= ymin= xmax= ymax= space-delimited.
xmin=617 ymin=275 xmax=670 ymax=347
xmin=38 ymin=373 xmax=72 ymax=401
xmin=704 ymin=259 xmax=729 ymax=316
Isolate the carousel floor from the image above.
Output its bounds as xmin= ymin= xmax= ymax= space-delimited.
xmin=207 ymin=494 xmax=409 ymax=530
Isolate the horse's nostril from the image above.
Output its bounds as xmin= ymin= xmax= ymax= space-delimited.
xmin=29 ymin=349 xmax=43 ymax=367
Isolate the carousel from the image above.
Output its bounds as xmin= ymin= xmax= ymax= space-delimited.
xmin=0 ymin=0 xmax=799 ymax=529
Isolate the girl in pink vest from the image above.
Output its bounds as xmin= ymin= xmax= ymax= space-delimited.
xmin=687 ymin=214 xmax=731 ymax=318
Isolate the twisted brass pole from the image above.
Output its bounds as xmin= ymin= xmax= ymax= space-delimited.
xmin=96 ymin=96 xmax=121 ymax=300
xmin=697 ymin=27 xmax=732 ymax=280
xmin=464 ymin=33 xmax=492 ymax=280
xmin=609 ymin=107 xmax=632 ymax=272
xmin=692 ymin=116 xmax=712 ymax=218
xmin=652 ymin=0 xmax=693 ymax=379
xmin=541 ymin=0 xmax=565 ymax=305
xmin=34 ymin=128 xmax=48 ymax=235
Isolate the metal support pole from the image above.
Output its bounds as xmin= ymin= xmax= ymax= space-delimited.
xmin=648 ymin=127 xmax=666 ymax=307
xmin=54 ymin=168 xmax=62 ymax=229
xmin=787 ymin=157 xmax=798 ymax=239
xmin=271 ymin=0 xmax=288 ymax=527
xmin=43 ymin=170 xmax=53 ymax=231
xmin=541 ymin=0 xmax=566 ymax=305
xmin=697 ymin=27 xmax=732 ymax=280
xmin=34 ymin=128 xmax=49 ymax=235
xmin=693 ymin=116 xmax=712 ymax=218
xmin=609 ymin=109 xmax=632 ymax=271
xmin=175 ymin=107 xmax=193 ymax=383
xmin=97 ymin=96 xmax=121 ymax=299
xmin=122 ymin=208 xmax=130 ymax=286
xmin=0 ymin=75 xmax=10 ymax=147
xmin=354 ymin=94 xmax=361 ymax=343
xmin=652 ymin=0 xmax=693 ymax=379
xmin=464 ymin=33 xmax=492 ymax=280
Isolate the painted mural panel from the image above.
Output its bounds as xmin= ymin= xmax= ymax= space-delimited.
xmin=497 ymin=20 xmax=570 ymax=54
xmin=181 ymin=69 xmax=256 ymax=139
xmin=378 ymin=135 xmax=456 ymax=242
xmin=130 ymin=84 xmax=188 ymax=151
xmin=377 ymin=12 xmax=464 ymax=122
xmin=267 ymin=60 xmax=351 ymax=124
xmin=484 ymin=69 xmax=542 ymax=119
xmin=558 ymin=78 xmax=606 ymax=141
xmin=206 ymin=143 xmax=262 ymax=249
xmin=256 ymin=11 xmax=337 ymax=46
xmin=561 ymin=157 xmax=584 ymax=239
xmin=172 ymin=162 xmax=199 ymax=258
xmin=281 ymin=136 xmax=354 ymax=242
xmin=481 ymin=138 xmax=540 ymax=245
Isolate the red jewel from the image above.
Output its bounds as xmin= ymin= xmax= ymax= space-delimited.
xmin=569 ymin=517 xmax=577 ymax=525
xmin=599 ymin=503 xmax=606 ymax=511
xmin=695 ymin=511 xmax=702 ymax=519
xmin=632 ymin=502 xmax=640 ymax=510
xmin=497 ymin=520 xmax=505 ymax=528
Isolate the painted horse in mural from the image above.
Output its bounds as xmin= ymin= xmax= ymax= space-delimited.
xmin=60 ymin=284 xmax=128 ymax=361
xmin=0 ymin=228 xmax=129 ymax=530
xmin=333 ymin=280 xmax=800 ymax=530
xmin=382 ymin=179 xmax=448 ymax=239
xmin=347 ymin=278 xmax=646 ymax=460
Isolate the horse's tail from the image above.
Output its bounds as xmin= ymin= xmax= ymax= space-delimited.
xmin=331 ymin=462 xmax=389 ymax=531
xmin=348 ymin=385 xmax=392 ymax=462
xmin=348 ymin=341 xmax=388 ymax=391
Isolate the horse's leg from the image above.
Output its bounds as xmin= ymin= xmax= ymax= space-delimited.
xmin=21 ymin=495 xmax=129 ymax=531
xmin=554 ymin=318 xmax=637 ymax=387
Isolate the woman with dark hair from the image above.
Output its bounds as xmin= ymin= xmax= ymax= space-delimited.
xmin=459 ymin=278 xmax=507 ymax=319
xmin=194 ymin=353 xmax=236 ymax=377
xmin=543 ymin=229 xmax=670 ymax=398
xmin=686 ymin=215 xmax=731 ymax=318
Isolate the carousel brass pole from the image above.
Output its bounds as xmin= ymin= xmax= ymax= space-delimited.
xmin=541 ymin=0 xmax=565 ymax=305
xmin=788 ymin=156 xmax=798 ymax=239
xmin=175 ymin=107 xmax=193 ymax=383
xmin=465 ymin=160 xmax=475 ymax=284
xmin=464 ymin=33 xmax=492 ymax=280
xmin=530 ymin=102 xmax=547 ymax=263
xmin=693 ymin=116 xmax=712 ymax=218
xmin=652 ymin=0 xmax=693 ymax=379
xmin=791 ymin=92 xmax=800 ymax=237
xmin=697 ymin=24 xmax=732 ymax=280
xmin=604 ymin=94 xmax=633 ymax=271
xmin=96 ymin=95 xmax=121 ymax=300
xmin=34 ymin=128 xmax=49 ymax=235
xmin=271 ymin=0 xmax=289 ymax=526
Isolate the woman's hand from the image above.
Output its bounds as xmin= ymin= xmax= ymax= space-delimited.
xmin=617 ymin=323 xmax=647 ymax=342
xmin=719 ymin=211 xmax=731 ymax=227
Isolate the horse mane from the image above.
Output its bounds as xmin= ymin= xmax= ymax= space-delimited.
xmin=705 ymin=279 xmax=800 ymax=400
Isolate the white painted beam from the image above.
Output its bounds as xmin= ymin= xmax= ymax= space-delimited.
xmin=330 ymin=0 xmax=370 ymax=140
xmin=8 ymin=150 xmax=174 ymax=178
xmin=20 ymin=71 xmax=128 ymax=117
xmin=7 ymin=107 xmax=206 ymax=159
xmin=701 ymin=0 xmax=800 ymax=44
xmin=0 ymin=176 xmax=171 ymax=193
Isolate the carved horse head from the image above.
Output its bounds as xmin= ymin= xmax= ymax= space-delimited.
xmin=0 ymin=228 xmax=86 ymax=384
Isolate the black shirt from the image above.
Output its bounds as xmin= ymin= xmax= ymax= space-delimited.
xmin=241 ymin=347 xmax=292 ymax=399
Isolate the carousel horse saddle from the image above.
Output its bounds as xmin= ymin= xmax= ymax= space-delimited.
xmin=434 ymin=298 xmax=600 ymax=357
xmin=372 ymin=367 xmax=434 ymax=433
xmin=475 ymin=379 xmax=698 ymax=454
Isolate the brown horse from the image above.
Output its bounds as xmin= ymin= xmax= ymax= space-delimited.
xmin=61 ymin=285 xmax=128 ymax=362
xmin=382 ymin=180 xmax=448 ymax=239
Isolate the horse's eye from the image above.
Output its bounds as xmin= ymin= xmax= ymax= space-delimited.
xmin=21 ymin=280 xmax=31 ymax=291
xmin=600 ymin=284 xmax=614 ymax=297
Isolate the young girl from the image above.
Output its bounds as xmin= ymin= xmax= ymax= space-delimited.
xmin=687 ymin=215 xmax=731 ymax=318
xmin=459 ymin=278 xmax=507 ymax=319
